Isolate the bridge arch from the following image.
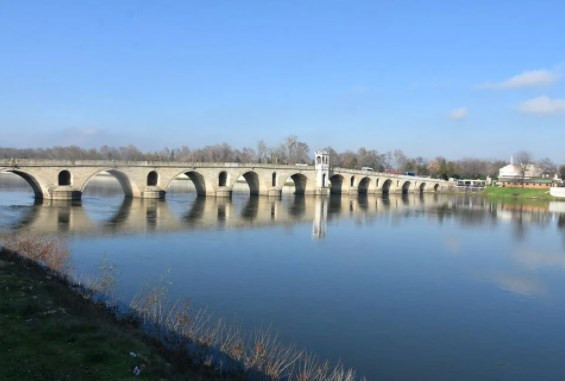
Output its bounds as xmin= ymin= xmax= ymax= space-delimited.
xmin=167 ymin=170 xmax=207 ymax=196
xmin=358 ymin=177 xmax=370 ymax=194
xmin=80 ymin=169 xmax=138 ymax=198
xmin=402 ymin=181 xmax=411 ymax=194
xmin=58 ymin=170 xmax=72 ymax=186
xmin=350 ymin=176 xmax=355 ymax=187
xmin=147 ymin=171 xmax=159 ymax=186
xmin=329 ymin=174 xmax=344 ymax=194
xmin=419 ymin=183 xmax=426 ymax=193
xmin=0 ymin=169 xmax=49 ymax=199
xmin=289 ymin=173 xmax=308 ymax=194
xmin=236 ymin=171 xmax=260 ymax=195
xmin=382 ymin=179 xmax=392 ymax=194
xmin=434 ymin=183 xmax=440 ymax=192
xmin=218 ymin=171 xmax=228 ymax=187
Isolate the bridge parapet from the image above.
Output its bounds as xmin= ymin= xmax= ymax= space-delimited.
xmin=332 ymin=167 xmax=435 ymax=182
xmin=329 ymin=167 xmax=446 ymax=194
xmin=0 ymin=158 xmax=315 ymax=170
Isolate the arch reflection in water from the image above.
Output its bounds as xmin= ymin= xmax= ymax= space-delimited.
xmin=2 ymin=190 xmax=564 ymax=240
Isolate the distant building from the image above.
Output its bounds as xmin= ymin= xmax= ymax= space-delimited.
xmin=498 ymin=156 xmax=544 ymax=181
xmin=499 ymin=178 xmax=553 ymax=188
xmin=497 ymin=156 xmax=554 ymax=188
xmin=455 ymin=179 xmax=486 ymax=188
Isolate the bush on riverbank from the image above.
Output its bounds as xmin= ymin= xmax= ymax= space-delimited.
xmin=0 ymin=232 xmax=365 ymax=380
xmin=1 ymin=231 xmax=70 ymax=272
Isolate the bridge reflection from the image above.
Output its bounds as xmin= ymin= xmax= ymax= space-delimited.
xmin=3 ymin=192 xmax=565 ymax=239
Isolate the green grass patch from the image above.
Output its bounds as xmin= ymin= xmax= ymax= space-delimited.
xmin=482 ymin=186 xmax=554 ymax=200
xmin=0 ymin=253 xmax=226 ymax=381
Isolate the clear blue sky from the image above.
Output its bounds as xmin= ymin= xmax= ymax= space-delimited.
xmin=1 ymin=1 xmax=564 ymax=161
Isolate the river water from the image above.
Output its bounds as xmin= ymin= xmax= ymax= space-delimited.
xmin=1 ymin=173 xmax=565 ymax=380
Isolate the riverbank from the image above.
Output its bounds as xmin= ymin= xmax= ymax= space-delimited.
xmin=0 ymin=233 xmax=361 ymax=381
xmin=0 ymin=249 xmax=226 ymax=380
xmin=482 ymin=186 xmax=555 ymax=200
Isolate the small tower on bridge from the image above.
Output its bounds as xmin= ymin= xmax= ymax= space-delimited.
xmin=315 ymin=150 xmax=330 ymax=193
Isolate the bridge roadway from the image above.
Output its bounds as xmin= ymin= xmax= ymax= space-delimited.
xmin=0 ymin=151 xmax=448 ymax=201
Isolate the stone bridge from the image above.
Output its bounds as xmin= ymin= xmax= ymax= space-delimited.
xmin=0 ymin=151 xmax=448 ymax=200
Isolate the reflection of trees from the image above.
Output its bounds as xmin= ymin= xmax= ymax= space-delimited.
xmin=423 ymin=196 xmax=558 ymax=239
xmin=558 ymin=215 xmax=565 ymax=249
xmin=454 ymin=209 xmax=490 ymax=226
xmin=511 ymin=205 xmax=526 ymax=241
xmin=429 ymin=203 xmax=452 ymax=224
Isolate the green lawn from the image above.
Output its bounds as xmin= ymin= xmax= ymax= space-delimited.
xmin=483 ymin=186 xmax=553 ymax=200
xmin=0 ymin=252 xmax=224 ymax=381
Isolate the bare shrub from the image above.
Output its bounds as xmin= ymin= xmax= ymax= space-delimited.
xmin=244 ymin=329 xmax=301 ymax=379
xmin=0 ymin=232 xmax=120 ymax=306
xmin=0 ymin=231 xmax=70 ymax=272
xmin=296 ymin=354 xmax=359 ymax=381
xmin=70 ymin=260 xmax=118 ymax=305
xmin=129 ymin=279 xmax=363 ymax=380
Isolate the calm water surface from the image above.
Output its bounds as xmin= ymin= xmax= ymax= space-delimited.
xmin=2 ymin=173 xmax=565 ymax=380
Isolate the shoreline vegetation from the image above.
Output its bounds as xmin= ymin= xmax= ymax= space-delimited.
xmin=0 ymin=232 xmax=364 ymax=381
xmin=481 ymin=186 xmax=555 ymax=200
xmin=0 ymin=246 xmax=212 ymax=380
xmin=5 ymin=142 xmax=564 ymax=183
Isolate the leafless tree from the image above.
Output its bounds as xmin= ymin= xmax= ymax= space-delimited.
xmin=323 ymin=147 xmax=340 ymax=167
xmin=515 ymin=150 xmax=533 ymax=188
xmin=256 ymin=140 xmax=268 ymax=163
xmin=392 ymin=149 xmax=408 ymax=171
xmin=340 ymin=150 xmax=358 ymax=168
xmin=538 ymin=157 xmax=556 ymax=175
xmin=282 ymin=135 xmax=310 ymax=164
xmin=427 ymin=158 xmax=442 ymax=176
xmin=559 ymin=165 xmax=565 ymax=181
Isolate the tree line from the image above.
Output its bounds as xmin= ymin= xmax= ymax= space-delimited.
xmin=0 ymin=136 xmax=309 ymax=166
xmin=1 ymin=135 xmax=563 ymax=180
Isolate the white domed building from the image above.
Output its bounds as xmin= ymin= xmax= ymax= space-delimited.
xmin=498 ymin=157 xmax=553 ymax=188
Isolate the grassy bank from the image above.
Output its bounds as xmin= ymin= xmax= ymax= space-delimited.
xmin=0 ymin=250 xmax=221 ymax=380
xmin=482 ymin=186 xmax=554 ymax=200
xmin=0 ymin=232 xmax=363 ymax=381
